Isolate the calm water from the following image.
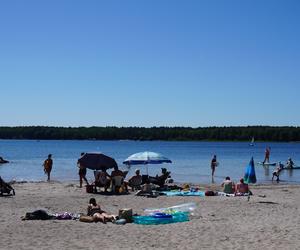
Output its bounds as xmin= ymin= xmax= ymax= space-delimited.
xmin=0 ymin=140 xmax=299 ymax=184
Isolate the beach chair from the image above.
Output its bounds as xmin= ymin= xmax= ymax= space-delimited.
xmin=111 ymin=175 xmax=125 ymax=194
xmin=128 ymin=176 xmax=142 ymax=191
xmin=0 ymin=176 xmax=15 ymax=196
xmin=93 ymin=171 xmax=110 ymax=193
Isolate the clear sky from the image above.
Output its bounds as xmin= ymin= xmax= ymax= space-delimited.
xmin=0 ymin=0 xmax=299 ymax=127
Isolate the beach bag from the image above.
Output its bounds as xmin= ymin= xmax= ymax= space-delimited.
xmin=86 ymin=185 xmax=94 ymax=193
xmin=205 ymin=190 xmax=215 ymax=196
xmin=119 ymin=208 xmax=133 ymax=223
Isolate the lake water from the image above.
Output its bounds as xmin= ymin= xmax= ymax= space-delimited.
xmin=0 ymin=140 xmax=299 ymax=184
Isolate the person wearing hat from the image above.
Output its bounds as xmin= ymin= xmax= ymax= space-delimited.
xmin=43 ymin=154 xmax=53 ymax=181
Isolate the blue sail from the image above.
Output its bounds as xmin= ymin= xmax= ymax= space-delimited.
xmin=244 ymin=157 xmax=257 ymax=184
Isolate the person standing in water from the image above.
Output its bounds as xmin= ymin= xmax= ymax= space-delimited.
xmin=211 ymin=155 xmax=218 ymax=177
xmin=78 ymin=152 xmax=89 ymax=188
xmin=43 ymin=154 xmax=53 ymax=181
xmin=263 ymin=147 xmax=271 ymax=164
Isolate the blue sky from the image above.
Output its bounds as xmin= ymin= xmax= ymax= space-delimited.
xmin=0 ymin=0 xmax=299 ymax=127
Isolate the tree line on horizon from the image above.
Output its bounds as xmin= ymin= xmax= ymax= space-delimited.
xmin=0 ymin=126 xmax=299 ymax=142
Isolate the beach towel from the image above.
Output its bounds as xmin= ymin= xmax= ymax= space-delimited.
xmin=216 ymin=192 xmax=250 ymax=197
xmin=161 ymin=190 xmax=205 ymax=197
xmin=54 ymin=212 xmax=74 ymax=220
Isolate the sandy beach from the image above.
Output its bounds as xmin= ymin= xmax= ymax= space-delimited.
xmin=1 ymin=181 xmax=300 ymax=250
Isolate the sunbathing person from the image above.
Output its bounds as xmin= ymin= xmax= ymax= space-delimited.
xmin=235 ymin=178 xmax=251 ymax=195
xmin=221 ymin=176 xmax=235 ymax=194
xmin=136 ymin=179 xmax=158 ymax=196
xmin=87 ymin=198 xmax=116 ymax=223
xmin=127 ymin=169 xmax=143 ymax=191
xmin=149 ymin=168 xmax=171 ymax=188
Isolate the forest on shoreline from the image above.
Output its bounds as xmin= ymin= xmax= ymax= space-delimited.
xmin=0 ymin=126 xmax=299 ymax=142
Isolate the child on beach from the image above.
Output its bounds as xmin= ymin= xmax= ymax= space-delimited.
xmin=43 ymin=154 xmax=53 ymax=182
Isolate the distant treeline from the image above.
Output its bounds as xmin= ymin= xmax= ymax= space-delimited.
xmin=0 ymin=126 xmax=300 ymax=142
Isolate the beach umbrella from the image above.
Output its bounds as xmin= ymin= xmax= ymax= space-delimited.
xmin=244 ymin=157 xmax=257 ymax=184
xmin=123 ymin=151 xmax=172 ymax=175
xmin=78 ymin=152 xmax=118 ymax=171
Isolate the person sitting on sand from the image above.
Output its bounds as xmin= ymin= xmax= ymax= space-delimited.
xmin=87 ymin=198 xmax=116 ymax=223
xmin=136 ymin=179 xmax=158 ymax=196
xmin=235 ymin=178 xmax=251 ymax=195
xmin=94 ymin=170 xmax=111 ymax=192
xmin=0 ymin=176 xmax=15 ymax=196
xmin=221 ymin=176 xmax=235 ymax=194
xmin=272 ymin=162 xmax=283 ymax=182
xmin=153 ymin=168 xmax=171 ymax=188
xmin=127 ymin=169 xmax=143 ymax=191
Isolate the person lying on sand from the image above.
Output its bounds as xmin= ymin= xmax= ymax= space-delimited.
xmin=87 ymin=198 xmax=116 ymax=223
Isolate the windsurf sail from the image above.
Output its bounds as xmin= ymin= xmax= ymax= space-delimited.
xmin=244 ymin=157 xmax=257 ymax=184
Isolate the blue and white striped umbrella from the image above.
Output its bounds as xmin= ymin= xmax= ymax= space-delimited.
xmin=123 ymin=151 xmax=172 ymax=175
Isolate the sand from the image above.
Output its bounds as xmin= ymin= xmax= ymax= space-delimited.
xmin=1 ymin=181 xmax=300 ymax=250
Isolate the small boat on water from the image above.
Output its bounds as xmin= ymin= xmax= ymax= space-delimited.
xmin=249 ymin=137 xmax=255 ymax=146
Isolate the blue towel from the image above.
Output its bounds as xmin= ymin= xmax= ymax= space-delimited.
xmin=162 ymin=191 xmax=205 ymax=196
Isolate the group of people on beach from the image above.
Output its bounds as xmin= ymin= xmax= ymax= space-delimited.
xmin=221 ymin=176 xmax=251 ymax=195
xmin=211 ymin=147 xmax=296 ymax=184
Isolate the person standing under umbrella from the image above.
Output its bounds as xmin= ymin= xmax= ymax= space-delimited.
xmin=43 ymin=154 xmax=53 ymax=181
xmin=78 ymin=152 xmax=89 ymax=188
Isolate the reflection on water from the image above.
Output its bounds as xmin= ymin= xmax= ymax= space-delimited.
xmin=263 ymin=166 xmax=270 ymax=176
xmin=287 ymin=169 xmax=294 ymax=177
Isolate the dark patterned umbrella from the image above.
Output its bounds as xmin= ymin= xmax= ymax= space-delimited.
xmin=78 ymin=152 xmax=118 ymax=171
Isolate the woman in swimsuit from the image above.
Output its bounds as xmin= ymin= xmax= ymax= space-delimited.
xmin=87 ymin=198 xmax=115 ymax=223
